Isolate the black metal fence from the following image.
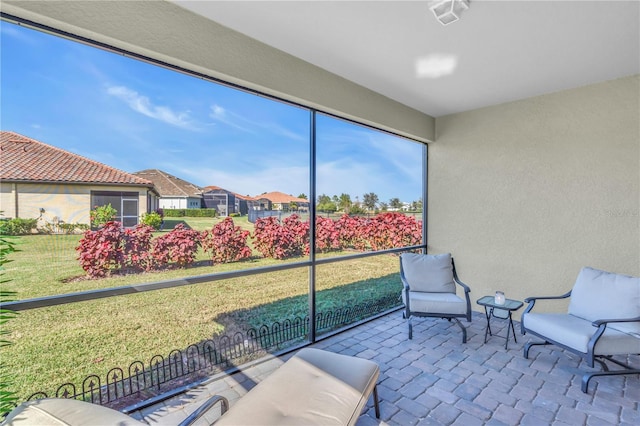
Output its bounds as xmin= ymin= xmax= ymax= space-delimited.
xmin=27 ymin=294 xmax=400 ymax=407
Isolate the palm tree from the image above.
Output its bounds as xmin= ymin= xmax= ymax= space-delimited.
xmin=389 ymin=197 xmax=402 ymax=210
xmin=362 ymin=192 xmax=379 ymax=211
xmin=338 ymin=193 xmax=352 ymax=213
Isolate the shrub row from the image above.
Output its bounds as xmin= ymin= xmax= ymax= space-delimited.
xmin=76 ymin=222 xmax=204 ymax=277
xmin=163 ymin=208 xmax=218 ymax=218
xmin=0 ymin=218 xmax=38 ymax=235
xmin=76 ymin=213 xmax=422 ymax=278
xmin=0 ymin=218 xmax=91 ymax=236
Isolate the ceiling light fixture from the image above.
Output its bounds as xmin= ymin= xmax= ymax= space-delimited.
xmin=430 ymin=0 xmax=469 ymax=26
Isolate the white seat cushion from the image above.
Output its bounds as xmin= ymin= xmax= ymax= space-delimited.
xmin=525 ymin=313 xmax=640 ymax=355
xmin=216 ymin=348 xmax=379 ymax=426
xmin=3 ymin=398 xmax=145 ymax=425
xmin=403 ymin=291 xmax=467 ymax=315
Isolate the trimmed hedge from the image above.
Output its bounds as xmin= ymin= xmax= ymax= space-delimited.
xmin=0 ymin=218 xmax=38 ymax=235
xmin=163 ymin=208 xmax=218 ymax=218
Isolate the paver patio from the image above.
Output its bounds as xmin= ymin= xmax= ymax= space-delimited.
xmin=131 ymin=310 xmax=639 ymax=425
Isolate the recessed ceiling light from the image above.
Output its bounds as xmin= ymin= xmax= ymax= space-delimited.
xmin=416 ymin=54 xmax=458 ymax=79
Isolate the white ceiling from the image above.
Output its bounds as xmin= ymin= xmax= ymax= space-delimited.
xmin=173 ymin=0 xmax=639 ymax=117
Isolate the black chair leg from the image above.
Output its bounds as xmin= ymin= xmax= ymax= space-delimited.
xmin=372 ymin=385 xmax=381 ymax=418
xmin=582 ymin=367 xmax=640 ymax=393
xmin=452 ymin=317 xmax=467 ymax=343
xmin=523 ymin=341 xmax=549 ymax=359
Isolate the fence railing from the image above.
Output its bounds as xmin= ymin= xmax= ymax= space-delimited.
xmin=27 ymin=294 xmax=401 ymax=408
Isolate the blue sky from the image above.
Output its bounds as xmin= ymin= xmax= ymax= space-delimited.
xmin=1 ymin=21 xmax=423 ymax=203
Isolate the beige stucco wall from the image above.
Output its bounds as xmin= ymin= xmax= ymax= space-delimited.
xmin=429 ymin=75 xmax=640 ymax=316
xmin=0 ymin=182 xmax=17 ymax=218
xmin=0 ymin=183 xmax=150 ymax=226
xmin=2 ymin=0 xmax=435 ymax=143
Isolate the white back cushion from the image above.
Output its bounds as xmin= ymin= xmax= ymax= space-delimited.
xmin=569 ymin=267 xmax=640 ymax=335
xmin=401 ymin=253 xmax=455 ymax=293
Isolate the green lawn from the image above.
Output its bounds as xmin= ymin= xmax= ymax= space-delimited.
xmin=3 ymin=216 xmax=402 ymax=402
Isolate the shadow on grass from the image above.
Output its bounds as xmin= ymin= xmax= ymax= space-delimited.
xmin=215 ymin=272 xmax=401 ymax=335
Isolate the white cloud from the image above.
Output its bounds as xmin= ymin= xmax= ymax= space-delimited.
xmin=367 ymin=133 xmax=423 ymax=181
xmin=0 ymin=23 xmax=38 ymax=45
xmin=172 ymin=164 xmax=310 ymax=198
xmin=209 ymin=104 xmax=255 ymax=133
xmin=107 ymin=85 xmax=197 ymax=130
xmin=210 ymin=103 xmax=305 ymax=141
xmin=157 ymin=155 xmax=420 ymax=203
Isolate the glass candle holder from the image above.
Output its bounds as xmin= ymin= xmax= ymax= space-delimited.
xmin=494 ymin=291 xmax=505 ymax=305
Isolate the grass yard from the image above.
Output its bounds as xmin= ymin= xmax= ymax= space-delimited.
xmin=3 ymin=216 xmax=403 ymax=402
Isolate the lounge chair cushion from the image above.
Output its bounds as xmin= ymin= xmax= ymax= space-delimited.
xmin=3 ymin=398 xmax=145 ymax=425
xmin=401 ymin=253 xmax=455 ymax=293
xmin=216 ymin=348 xmax=379 ymax=426
xmin=569 ymin=267 xmax=640 ymax=335
xmin=524 ymin=313 xmax=640 ymax=355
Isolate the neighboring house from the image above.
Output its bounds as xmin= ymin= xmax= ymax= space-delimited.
xmin=133 ymin=169 xmax=203 ymax=210
xmin=0 ymin=131 xmax=159 ymax=227
xmin=258 ymin=191 xmax=310 ymax=212
xmin=202 ymin=185 xmax=270 ymax=216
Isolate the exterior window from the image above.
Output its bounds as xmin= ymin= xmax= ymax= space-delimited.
xmin=91 ymin=191 xmax=139 ymax=227
xmin=2 ymin=18 xmax=426 ymax=406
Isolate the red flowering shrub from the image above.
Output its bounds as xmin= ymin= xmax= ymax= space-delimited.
xmin=151 ymin=223 xmax=201 ymax=267
xmin=336 ymin=214 xmax=369 ymax=251
xmin=315 ymin=216 xmax=341 ymax=252
xmin=366 ymin=212 xmax=422 ymax=251
xmin=76 ymin=221 xmax=125 ymax=278
xmin=123 ymin=224 xmax=156 ymax=271
xmin=201 ymin=217 xmax=252 ymax=264
xmin=252 ymin=216 xmax=306 ymax=259
xmin=283 ymin=214 xmax=309 ymax=256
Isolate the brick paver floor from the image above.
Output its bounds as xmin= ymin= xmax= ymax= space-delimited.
xmin=132 ymin=310 xmax=640 ymax=425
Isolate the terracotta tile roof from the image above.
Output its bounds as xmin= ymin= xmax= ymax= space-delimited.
xmin=202 ymin=185 xmax=256 ymax=201
xmin=0 ymin=131 xmax=153 ymax=186
xmin=258 ymin=191 xmax=309 ymax=204
xmin=134 ymin=169 xmax=202 ymax=198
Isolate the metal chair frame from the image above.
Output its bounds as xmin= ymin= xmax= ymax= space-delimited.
xmin=521 ymin=291 xmax=640 ymax=393
xmin=400 ymin=256 xmax=472 ymax=342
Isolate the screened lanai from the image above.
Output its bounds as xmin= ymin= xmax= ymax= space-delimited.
xmin=1 ymin=1 xmax=638 ymax=425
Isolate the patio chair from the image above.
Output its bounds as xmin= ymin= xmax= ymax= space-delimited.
xmin=521 ymin=266 xmax=640 ymax=393
xmin=400 ymin=253 xmax=472 ymax=342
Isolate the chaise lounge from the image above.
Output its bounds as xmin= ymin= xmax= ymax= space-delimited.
xmin=3 ymin=348 xmax=380 ymax=425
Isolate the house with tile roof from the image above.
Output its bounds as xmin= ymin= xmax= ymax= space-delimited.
xmin=202 ymin=185 xmax=270 ymax=216
xmin=257 ymin=191 xmax=310 ymax=212
xmin=133 ymin=169 xmax=203 ymax=210
xmin=0 ymin=131 xmax=159 ymax=228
